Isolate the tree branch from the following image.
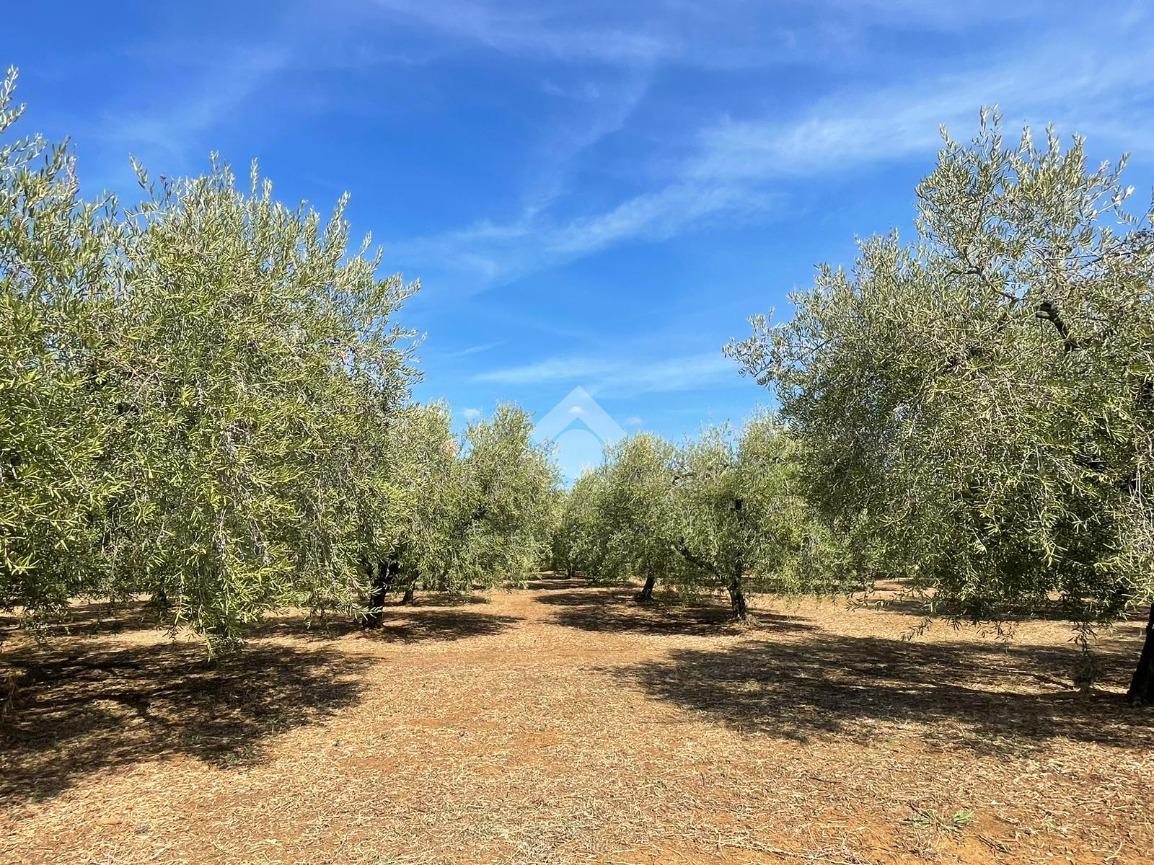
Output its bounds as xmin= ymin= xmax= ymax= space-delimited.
xmin=1035 ymin=300 xmax=1079 ymax=352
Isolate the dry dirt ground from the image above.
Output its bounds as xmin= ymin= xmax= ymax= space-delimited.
xmin=2 ymin=576 xmax=1153 ymax=865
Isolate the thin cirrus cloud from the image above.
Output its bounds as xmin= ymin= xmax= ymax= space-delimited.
xmin=110 ymin=47 xmax=289 ymax=151
xmin=433 ymin=340 xmax=507 ymax=360
xmin=473 ymin=351 xmax=740 ymax=397
xmin=61 ymin=0 xmax=1154 ymax=292
xmin=522 ymin=71 xmax=653 ymax=213
xmin=370 ymin=0 xmax=681 ymax=66
xmin=691 ymin=38 xmax=1154 ymax=185
xmin=394 ymin=9 xmax=1154 ymax=290
xmin=399 ymin=181 xmax=775 ymax=288
xmin=71 ymin=43 xmax=294 ymax=195
xmin=368 ymin=0 xmax=1049 ymax=70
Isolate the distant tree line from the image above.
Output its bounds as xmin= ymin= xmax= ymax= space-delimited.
xmin=551 ymin=416 xmax=838 ymax=619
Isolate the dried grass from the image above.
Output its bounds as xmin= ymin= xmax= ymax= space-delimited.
xmin=2 ymin=576 xmax=1151 ymax=865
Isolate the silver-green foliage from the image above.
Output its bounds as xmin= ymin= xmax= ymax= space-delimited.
xmin=727 ymin=112 xmax=1154 ymax=626
xmin=384 ymin=403 xmax=559 ymax=598
xmin=449 ymin=404 xmax=559 ymax=588
xmin=384 ymin=401 xmax=460 ymax=592
xmin=0 ymin=69 xmax=122 ymax=619
xmin=666 ymin=415 xmax=819 ymax=615
xmin=0 ymin=69 xmax=419 ymax=651
xmin=105 ymin=161 xmax=416 ymax=649
xmin=554 ymin=434 xmax=681 ymax=586
xmin=556 ymin=416 xmax=816 ymax=616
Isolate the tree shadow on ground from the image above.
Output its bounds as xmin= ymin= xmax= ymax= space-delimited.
xmin=538 ymin=586 xmax=818 ymax=637
xmin=0 ymin=641 xmax=371 ymax=806
xmin=524 ymin=573 xmax=588 ymax=591
xmin=607 ymin=632 xmax=1153 ymax=755
xmin=409 ymin=592 xmax=491 ymax=608
xmin=533 ymin=588 xmax=628 ymax=607
xmin=858 ymin=594 xmax=1121 ymax=624
xmin=372 ymin=610 xmax=521 ymax=643
xmin=0 ymin=600 xmax=165 ymax=641
xmin=252 ymin=608 xmax=521 ymax=644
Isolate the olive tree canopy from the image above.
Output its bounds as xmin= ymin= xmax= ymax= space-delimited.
xmin=0 ymin=68 xmax=419 ymax=652
xmin=727 ymin=114 xmax=1154 ymax=702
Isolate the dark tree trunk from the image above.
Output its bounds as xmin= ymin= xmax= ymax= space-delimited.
xmin=728 ymin=573 xmax=748 ymax=621
xmin=637 ymin=574 xmax=656 ymax=602
xmin=365 ymin=565 xmax=384 ymax=628
xmin=402 ymin=584 xmax=416 ymax=606
xmin=365 ymin=560 xmax=399 ymax=628
xmin=1127 ymin=602 xmax=1154 ymax=706
xmin=728 ymin=498 xmax=750 ymax=622
xmin=150 ymin=586 xmax=169 ymax=611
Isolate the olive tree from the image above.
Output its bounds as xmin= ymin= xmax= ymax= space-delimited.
xmin=105 ymin=160 xmax=416 ymax=652
xmin=0 ymin=68 xmax=122 ymax=624
xmin=556 ymin=418 xmax=812 ymax=619
xmin=446 ymin=404 xmax=559 ymax=592
xmin=374 ymin=403 xmax=560 ymax=609
xmin=666 ymin=415 xmax=810 ymax=619
xmin=551 ymin=470 xmax=604 ymax=578
xmin=365 ymin=401 xmax=460 ymax=618
xmin=728 ymin=113 xmax=1154 ymax=702
xmin=553 ymin=434 xmax=683 ymax=599
xmin=606 ymin=434 xmax=683 ymax=600
xmin=1 ymin=68 xmax=420 ymax=654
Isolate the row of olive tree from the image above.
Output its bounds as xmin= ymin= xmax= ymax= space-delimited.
xmin=554 ymin=416 xmax=837 ymax=619
xmin=727 ymin=112 xmax=1154 ymax=704
xmin=365 ymin=401 xmax=559 ymax=621
xmin=0 ymin=69 xmax=559 ymax=653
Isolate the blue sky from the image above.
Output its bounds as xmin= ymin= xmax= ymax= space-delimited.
xmin=7 ymin=1 xmax=1154 ymax=479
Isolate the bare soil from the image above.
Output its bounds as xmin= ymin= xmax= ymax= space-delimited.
xmin=2 ymin=576 xmax=1152 ymax=865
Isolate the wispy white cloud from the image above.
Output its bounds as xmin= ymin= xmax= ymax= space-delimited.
xmin=81 ymin=2 xmax=1147 ymax=286
xmin=814 ymin=0 xmax=1051 ymax=30
xmin=524 ymin=70 xmax=652 ymax=212
xmin=92 ymin=45 xmax=290 ymax=163
xmin=368 ymin=0 xmax=1053 ymax=70
xmin=462 ymin=407 xmax=482 ymax=420
xmin=476 ymin=356 xmax=611 ymax=385
xmin=396 ymin=11 xmax=1154 ymax=289
xmin=435 ymin=339 xmax=507 ymax=360
xmin=691 ymin=33 xmax=1154 ymax=185
xmin=400 ymin=180 xmax=774 ymax=286
xmin=475 ymin=351 xmax=740 ymax=396
xmin=372 ymin=0 xmax=677 ymax=66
